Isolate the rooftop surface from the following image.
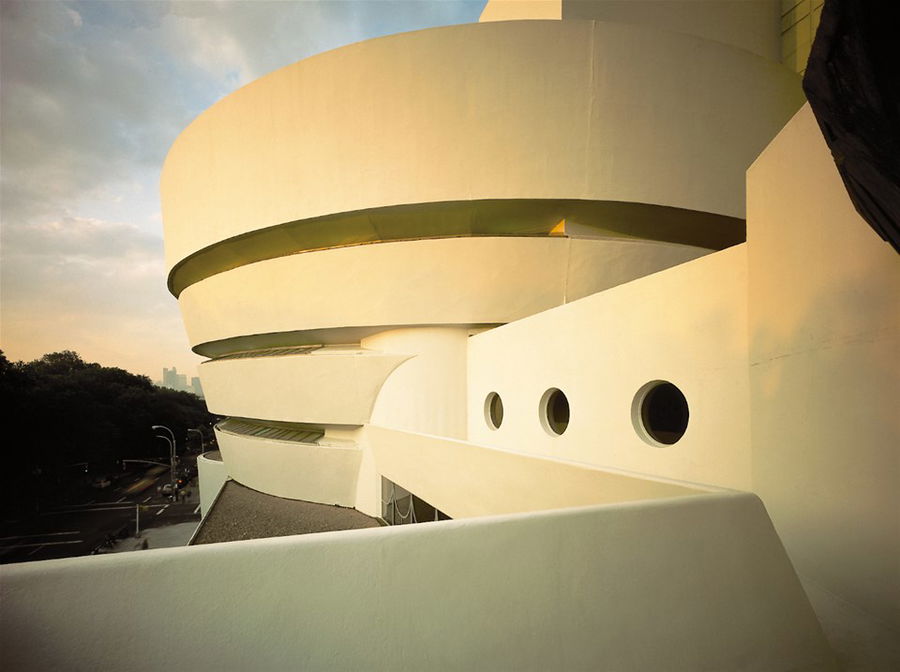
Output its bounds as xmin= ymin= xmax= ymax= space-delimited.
xmin=191 ymin=480 xmax=382 ymax=545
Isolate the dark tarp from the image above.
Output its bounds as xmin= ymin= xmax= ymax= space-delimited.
xmin=802 ymin=0 xmax=900 ymax=254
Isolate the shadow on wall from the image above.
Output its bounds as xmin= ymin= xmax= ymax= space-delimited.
xmin=747 ymin=228 xmax=899 ymax=665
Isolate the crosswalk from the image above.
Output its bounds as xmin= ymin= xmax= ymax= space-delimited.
xmin=0 ymin=530 xmax=83 ymax=557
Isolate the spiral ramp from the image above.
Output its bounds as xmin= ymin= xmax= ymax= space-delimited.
xmin=162 ymin=17 xmax=803 ymax=518
xmin=0 ymin=5 xmax=851 ymax=672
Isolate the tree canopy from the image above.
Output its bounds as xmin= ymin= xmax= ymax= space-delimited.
xmin=0 ymin=350 xmax=215 ymax=515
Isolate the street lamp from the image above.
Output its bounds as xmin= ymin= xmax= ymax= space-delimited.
xmin=187 ymin=428 xmax=204 ymax=454
xmin=153 ymin=435 xmax=174 ymax=492
xmin=152 ymin=425 xmax=177 ymax=490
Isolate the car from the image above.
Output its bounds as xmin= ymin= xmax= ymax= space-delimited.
xmin=91 ymin=477 xmax=112 ymax=489
xmin=161 ymin=479 xmax=189 ymax=495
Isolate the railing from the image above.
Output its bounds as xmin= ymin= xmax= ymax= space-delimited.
xmin=216 ymin=418 xmax=324 ymax=444
xmin=380 ymin=479 xmax=445 ymax=525
xmin=208 ymin=345 xmax=323 ymax=361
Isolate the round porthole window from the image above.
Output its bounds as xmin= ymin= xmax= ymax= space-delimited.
xmin=540 ymin=388 xmax=569 ymax=436
xmin=632 ymin=381 xmax=689 ymax=446
xmin=484 ymin=392 xmax=504 ymax=430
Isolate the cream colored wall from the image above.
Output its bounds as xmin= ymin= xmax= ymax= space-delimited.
xmin=168 ymin=199 xmax=733 ymax=298
xmin=353 ymin=435 xmax=382 ymax=518
xmin=468 ymin=245 xmax=752 ymax=491
xmin=561 ymin=0 xmax=781 ymax=61
xmin=196 ymin=453 xmax=228 ymax=518
xmin=179 ymin=236 xmax=707 ymax=352
xmin=215 ymin=427 xmax=362 ymax=505
xmin=199 ymin=349 xmax=409 ymax=425
xmin=564 ymin=235 xmax=707 ymax=302
xmin=161 ymin=19 xmax=802 ymax=270
xmin=369 ymin=425 xmax=707 ymax=518
xmin=746 ymin=104 xmax=900 ymax=635
xmin=357 ymin=328 xmax=471 ymax=517
xmin=364 ymin=328 xmax=469 ymax=440
xmin=1 ymin=493 xmax=835 ymax=671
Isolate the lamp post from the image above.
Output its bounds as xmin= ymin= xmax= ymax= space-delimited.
xmin=154 ymin=435 xmax=174 ymax=492
xmin=187 ymin=428 xmax=204 ymax=454
xmin=152 ymin=425 xmax=177 ymax=490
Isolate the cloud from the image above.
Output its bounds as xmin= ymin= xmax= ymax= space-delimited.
xmin=6 ymin=215 xmax=160 ymax=260
xmin=2 ymin=214 xmax=165 ymax=317
xmin=164 ymin=1 xmax=485 ymax=85
xmin=0 ymin=0 xmax=485 ymax=378
xmin=1 ymin=0 xmax=484 ymax=222
xmin=0 ymin=211 xmax=188 ymax=378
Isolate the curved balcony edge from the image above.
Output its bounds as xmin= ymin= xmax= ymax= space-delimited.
xmin=178 ymin=236 xmax=710 ymax=349
xmin=215 ymin=427 xmax=361 ymax=506
xmin=200 ymin=349 xmax=410 ymax=425
xmin=167 ymin=199 xmax=742 ymax=296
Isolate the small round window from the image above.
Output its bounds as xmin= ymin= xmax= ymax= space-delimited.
xmin=633 ymin=381 xmax=689 ymax=445
xmin=484 ymin=392 xmax=504 ymax=430
xmin=540 ymin=388 xmax=569 ymax=436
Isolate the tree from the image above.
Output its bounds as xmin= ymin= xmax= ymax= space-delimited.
xmin=0 ymin=351 xmax=216 ymax=517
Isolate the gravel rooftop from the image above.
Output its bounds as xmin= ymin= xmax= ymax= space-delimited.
xmin=191 ymin=480 xmax=382 ymax=545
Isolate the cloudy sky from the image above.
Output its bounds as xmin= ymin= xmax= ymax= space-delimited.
xmin=0 ymin=0 xmax=485 ymax=380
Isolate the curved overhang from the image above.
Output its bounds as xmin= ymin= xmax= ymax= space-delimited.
xmin=214 ymin=428 xmax=362 ymax=505
xmin=193 ymin=325 xmax=496 ymax=360
xmin=162 ymin=19 xmax=803 ymax=273
xmin=167 ymin=199 xmax=742 ymax=297
xmin=178 ymin=236 xmax=709 ymax=352
xmin=200 ymin=348 xmax=410 ymax=425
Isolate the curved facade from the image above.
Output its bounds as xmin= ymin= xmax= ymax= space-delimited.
xmin=199 ymin=348 xmax=409 ymax=424
xmin=7 ymin=3 xmax=900 ymax=672
xmin=161 ymin=8 xmax=808 ymax=521
xmin=95 ymin=1 xmax=900 ymax=669
xmin=181 ymin=236 xmax=708 ymax=353
xmin=162 ymin=11 xmax=804 ymax=508
xmin=6 ymin=3 xmax=897 ymax=672
xmin=216 ymin=429 xmax=362 ymax=506
xmin=162 ymin=19 xmax=802 ymax=281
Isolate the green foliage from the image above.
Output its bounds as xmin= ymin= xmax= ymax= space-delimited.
xmin=0 ymin=350 xmax=215 ymax=515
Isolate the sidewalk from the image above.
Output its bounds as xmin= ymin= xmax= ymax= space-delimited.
xmin=108 ymin=478 xmax=201 ymax=553
xmin=109 ymin=521 xmax=198 ymax=552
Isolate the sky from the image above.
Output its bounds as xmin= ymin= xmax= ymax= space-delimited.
xmin=0 ymin=0 xmax=485 ymax=381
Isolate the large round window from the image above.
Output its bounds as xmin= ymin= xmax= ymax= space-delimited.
xmin=632 ymin=381 xmax=689 ymax=445
xmin=484 ymin=392 xmax=504 ymax=430
xmin=540 ymin=388 xmax=569 ymax=436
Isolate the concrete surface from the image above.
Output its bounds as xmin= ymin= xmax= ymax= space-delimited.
xmin=191 ymin=480 xmax=380 ymax=545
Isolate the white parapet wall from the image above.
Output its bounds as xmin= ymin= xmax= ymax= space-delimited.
xmin=179 ymin=236 xmax=707 ymax=351
xmin=215 ymin=427 xmax=362 ymax=506
xmin=746 ymin=104 xmax=900 ymax=650
xmin=1 ymin=492 xmax=835 ymax=671
xmin=196 ymin=451 xmax=228 ymax=518
xmin=200 ymin=348 xmax=409 ymax=425
xmin=467 ymin=244 xmax=752 ymax=491
xmin=367 ymin=425 xmax=708 ymax=518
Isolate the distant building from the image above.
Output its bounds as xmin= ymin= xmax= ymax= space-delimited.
xmin=159 ymin=366 xmax=201 ymax=397
xmin=162 ymin=366 xmax=177 ymax=388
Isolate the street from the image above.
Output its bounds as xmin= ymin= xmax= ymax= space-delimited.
xmin=0 ymin=468 xmax=200 ymax=564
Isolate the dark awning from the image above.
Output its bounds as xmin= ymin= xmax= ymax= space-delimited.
xmin=803 ymin=0 xmax=900 ymax=254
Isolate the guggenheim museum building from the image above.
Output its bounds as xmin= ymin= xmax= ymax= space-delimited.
xmin=4 ymin=1 xmax=897 ymax=670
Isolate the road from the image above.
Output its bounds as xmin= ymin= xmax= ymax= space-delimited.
xmin=0 ymin=468 xmax=201 ymax=564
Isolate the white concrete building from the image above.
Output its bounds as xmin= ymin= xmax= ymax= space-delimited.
xmin=3 ymin=2 xmax=897 ymax=670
